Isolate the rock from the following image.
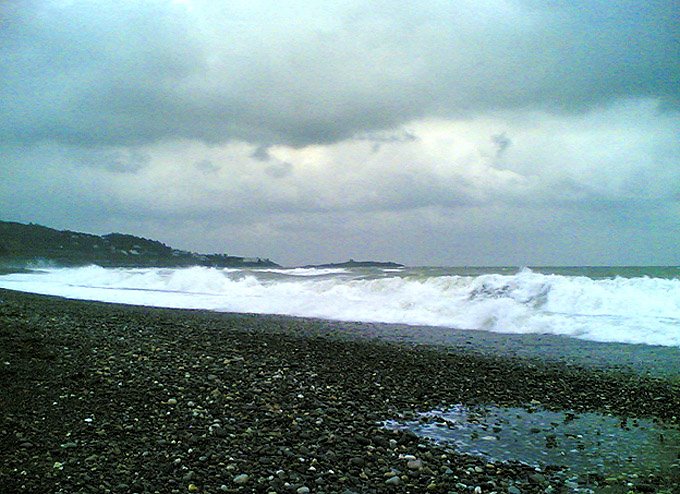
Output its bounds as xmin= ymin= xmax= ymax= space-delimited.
xmin=530 ymin=473 xmax=546 ymax=484
xmin=188 ymin=484 xmax=199 ymax=492
xmin=508 ymin=486 xmax=522 ymax=494
xmin=167 ymin=398 xmax=178 ymax=405
xmin=407 ymin=459 xmax=422 ymax=470
xmin=233 ymin=474 xmax=249 ymax=484
xmin=385 ymin=475 xmax=401 ymax=485
xmin=297 ymin=487 xmax=310 ymax=494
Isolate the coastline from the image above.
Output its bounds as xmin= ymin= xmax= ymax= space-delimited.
xmin=1 ymin=288 xmax=678 ymax=493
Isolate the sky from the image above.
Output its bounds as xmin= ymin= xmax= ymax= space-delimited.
xmin=1 ymin=0 xmax=679 ymax=266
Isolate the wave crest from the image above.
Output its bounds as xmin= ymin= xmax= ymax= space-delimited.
xmin=0 ymin=265 xmax=678 ymax=346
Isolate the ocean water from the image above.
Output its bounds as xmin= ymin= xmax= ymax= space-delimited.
xmin=0 ymin=265 xmax=678 ymax=348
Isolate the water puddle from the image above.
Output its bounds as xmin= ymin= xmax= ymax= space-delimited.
xmin=385 ymin=404 xmax=680 ymax=492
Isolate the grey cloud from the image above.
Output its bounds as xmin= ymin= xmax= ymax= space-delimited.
xmin=81 ymin=149 xmax=149 ymax=173
xmin=251 ymin=145 xmax=272 ymax=162
xmin=491 ymin=133 xmax=511 ymax=158
xmin=195 ymin=159 xmax=220 ymax=174
xmin=265 ymin=161 xmax=293 ymax=179
xmin=355 ymin=129 xmax=418 ymax=153
xmin=355 ymin=129 xmax=418 ymax=144
xmin=1 ymin=0 xmax=677 ymax=150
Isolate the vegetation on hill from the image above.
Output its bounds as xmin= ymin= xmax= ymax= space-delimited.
xmin=0 ymin=221 xmax=278 ymax=268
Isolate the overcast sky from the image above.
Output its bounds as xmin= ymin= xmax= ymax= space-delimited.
xmin=1 ymin=0 xmax=678 ymax=266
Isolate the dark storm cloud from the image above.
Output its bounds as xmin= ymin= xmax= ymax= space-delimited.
xmin=1 ymin=0 xmax=677 ymax=151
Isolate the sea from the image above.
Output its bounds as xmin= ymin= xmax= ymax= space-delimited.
xmin=0 ymin=264 xmax=678 ymax=349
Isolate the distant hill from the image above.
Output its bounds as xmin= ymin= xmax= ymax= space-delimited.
xmin=0 ymin=221 xmax=279 ymax=268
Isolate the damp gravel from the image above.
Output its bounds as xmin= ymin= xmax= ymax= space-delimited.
xmin=386 ymin=403 xmax=680 ymax=491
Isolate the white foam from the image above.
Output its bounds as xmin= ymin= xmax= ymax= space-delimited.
xmin=254 ymin=267 xmax=350 ymax=276
xmin=1 ymin=266 xmax=678 ymax=346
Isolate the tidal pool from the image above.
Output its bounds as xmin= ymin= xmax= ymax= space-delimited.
xmin=385 ymin=404 xmax=680 ymax=492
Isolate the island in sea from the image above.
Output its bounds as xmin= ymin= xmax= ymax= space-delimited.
xmin=303 ymin=259 xmax=405 ymax=269
xmin=0 ymin=220 xmax=279 ymax=268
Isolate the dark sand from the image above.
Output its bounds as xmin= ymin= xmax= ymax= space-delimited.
xmin=1 ymin=289 xmax=678 ymax=493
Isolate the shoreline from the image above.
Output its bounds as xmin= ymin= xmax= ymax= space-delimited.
xmin=1 ymin=289 xmax=678 ymax=493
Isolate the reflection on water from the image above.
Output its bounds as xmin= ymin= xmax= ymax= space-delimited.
xmin=385 ymin=404 xmax=680 ymax=492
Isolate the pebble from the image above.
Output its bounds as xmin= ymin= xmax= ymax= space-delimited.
xmin=233 ymin=474 xmax=249 ymax=484
xmin=407 ymin=459 xmax=423 ymax=470
xmin=508 ymin=486 xmax=522 ymax=494
xmin=296 ymin=487 xmax=310 ymax=494
xmin=385 ymin=476 xmax=401 ymax=485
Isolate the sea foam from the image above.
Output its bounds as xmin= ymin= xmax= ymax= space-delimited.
xmin=1 ymin=265 xmax=678 ymax=346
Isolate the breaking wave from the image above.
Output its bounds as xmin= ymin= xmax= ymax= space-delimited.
xmin=1 ymin=265 xmax=678 ymax=346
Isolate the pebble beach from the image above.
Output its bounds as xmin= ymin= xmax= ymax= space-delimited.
xmin=1 ymin=288 xmax=678 ymax=494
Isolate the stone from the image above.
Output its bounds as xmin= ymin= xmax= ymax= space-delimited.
xmin=297 ymin=487 xmax=310 ymax=494
xmin=385 ymin=476 xmax=400 ymax=485
xmin=233 ymin=473 xmax=249 ymax=484
xmin=508 ymin=486 xmax=522 ymax=494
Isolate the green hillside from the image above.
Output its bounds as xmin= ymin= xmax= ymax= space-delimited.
xmin=0 ymin=221 xmax=278 ymax=268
